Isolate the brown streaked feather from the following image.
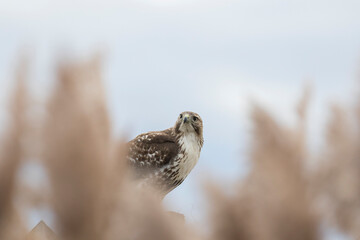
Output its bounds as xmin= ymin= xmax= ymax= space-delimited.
xmin=127 ymin=128 xmax=179 ymax=177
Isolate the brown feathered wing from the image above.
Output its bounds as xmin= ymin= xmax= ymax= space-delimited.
xmin=127 ymin=128 xmax=179 ymax=178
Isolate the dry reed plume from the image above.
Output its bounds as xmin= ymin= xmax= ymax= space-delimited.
xmin=0 ymin=55 xmax=359 ymax=240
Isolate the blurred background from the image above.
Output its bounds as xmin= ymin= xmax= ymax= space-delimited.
xmin=1 ymin=0 xmax=360 ymax=239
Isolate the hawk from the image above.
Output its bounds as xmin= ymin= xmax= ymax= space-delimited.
xmin=127 ymin=111 xmax=204 ymax=198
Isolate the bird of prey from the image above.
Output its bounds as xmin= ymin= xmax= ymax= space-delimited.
xmin=127 ymin=111 xmax=204 ymax=198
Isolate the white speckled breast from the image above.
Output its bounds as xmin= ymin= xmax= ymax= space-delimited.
xmin=176 ymin=132 xmax=201 ymax=180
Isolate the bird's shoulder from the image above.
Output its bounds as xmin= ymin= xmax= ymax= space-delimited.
xmin=130 ymin=128 xmax=176 ymax=144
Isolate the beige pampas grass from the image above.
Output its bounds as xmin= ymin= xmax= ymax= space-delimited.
xmin=0 ymin=59 xmax=29 ymax=240
xmin=2 ymin=54 xmax=360 ymax=240
xmin=209 ymin=100 xmax=319 ymax=240
xmin=43 ymin=57 xmax=111 ymax=240
xmin=314 ymin=103 xmax=360 ymax=238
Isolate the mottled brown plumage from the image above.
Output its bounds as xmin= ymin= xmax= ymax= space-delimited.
xmin=127 ymin=111 xmax=204 ymax=197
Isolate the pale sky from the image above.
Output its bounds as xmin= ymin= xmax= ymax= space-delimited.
xmin=1 ymin=1 xmax=360 ymax=238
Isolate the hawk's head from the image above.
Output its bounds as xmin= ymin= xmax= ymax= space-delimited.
xmin=175 ymin=111 xmax=203 ymax=138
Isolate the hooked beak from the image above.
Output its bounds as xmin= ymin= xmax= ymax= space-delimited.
xmin=183 ymin=114 xmax=190 ymax=123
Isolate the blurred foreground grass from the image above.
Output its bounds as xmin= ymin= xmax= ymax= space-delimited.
xmin=0 ymin=56 xmax=359 ymax=240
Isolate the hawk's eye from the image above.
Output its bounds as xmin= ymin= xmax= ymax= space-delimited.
xmin=179 ymin=114 xmax=183 ymax=119
xmin=193 ymin=116 xmax=198 ymax=121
